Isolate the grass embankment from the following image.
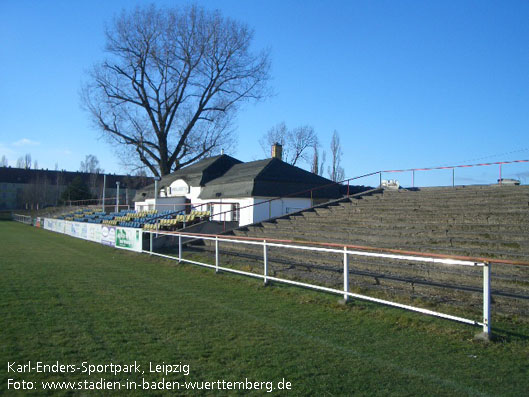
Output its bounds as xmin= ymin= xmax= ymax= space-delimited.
xmin=1 ymin=222 xmax=528 ymax=396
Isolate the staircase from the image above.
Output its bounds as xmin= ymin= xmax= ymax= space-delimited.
xmin=233 ymin=185 xmax=529 ymax=261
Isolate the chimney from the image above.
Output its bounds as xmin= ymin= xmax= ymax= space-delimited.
xmin=271 ymin=143 xmax=282 ymax=160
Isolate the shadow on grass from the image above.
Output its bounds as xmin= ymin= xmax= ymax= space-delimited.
xmin=492 ymin=326 xmax=529 ymax=343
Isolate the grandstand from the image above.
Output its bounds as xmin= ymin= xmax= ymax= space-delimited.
xmin=53 ymin=207 xmax=211 ymax=231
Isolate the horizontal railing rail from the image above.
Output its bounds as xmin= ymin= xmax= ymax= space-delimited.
xmin=381 ymin=159 xmax=529 ymax=174
xmin=144 ymin=229 xmax=529 ymax=267
xmin=380 ymin=159 xmax=529 ymax=188
xmin=12 ymin=214 xmax=32 ymax=225
xmin=143 ymin=229 xmax=494 ymax=337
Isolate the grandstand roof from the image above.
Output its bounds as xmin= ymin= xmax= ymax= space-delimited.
xmin=133 ymin=154 xmax=241 ymax=201
xmin=134 ymin=155 xmax=340 ymax=201
xmin=199 ymin=158 xmax=340 ymax=199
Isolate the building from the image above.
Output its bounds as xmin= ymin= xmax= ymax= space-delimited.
xmin=134 ymin=150 xmax=341 ymax=227
xmin=0 ymin=167 xmax=152 ymax=210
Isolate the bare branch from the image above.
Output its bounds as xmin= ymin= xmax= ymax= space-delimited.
xmin=328 ymin=130 xmax=345 ymax=182
xmin=81 ymin=4 xmax=270 ymax=176
xmin=259 ymin=122 xmax=317 ymax=167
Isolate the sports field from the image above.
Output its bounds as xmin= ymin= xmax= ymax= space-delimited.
xmin=1 ymin=221 xmax=528 ymax=396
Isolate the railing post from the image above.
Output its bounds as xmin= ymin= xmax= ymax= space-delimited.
xmin=499 ymin=164 xmax=502 ymax=184
xmin=343 ymin=246 xmax=349 ymax=302
xmin=379 ymin=172 xmax=382 ymax=187
xmin=347 ymin=180 xmax=350 ymax=197
xmin=412 ymin=170 xmax=415 ymax=188
xmin=483 ymin=261 xmax=491 ymax=335
xmin=215 ymin=236 xmax=219 ymax=273
xmin=475 ymin=261 xmax=491 ymax=341
xmin=452 ymin=168 xmax=455 ymax=187
xmin=263 ymin=240 xmax=269 ymax=286
xmin=149 ymin=232 xmax=153 ymax=255
xmin=178 ymin=234 xmax=182 ymax=263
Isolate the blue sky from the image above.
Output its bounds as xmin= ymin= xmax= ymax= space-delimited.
xmin=1 ymin=0 xmax=528 ymax=186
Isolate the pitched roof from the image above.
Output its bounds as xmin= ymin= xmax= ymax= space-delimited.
xmin=199 ymin=158 xmax=340 ymax=199
xmin=133 ymin=154 xmax=241 ymax=201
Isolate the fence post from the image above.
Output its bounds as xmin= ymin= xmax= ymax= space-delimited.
xmin=215 ymin=236 xmax=219 ymax=273
xmin=499 ymin=164 xmax=502 ymax=184
xmin=263 ymin=240 xmax=268 ymax=286
xmin=452 ymin=168 xmax=455 ymax=187
xmin=379 ymin=172 xmax=382 ymax=187
xmin=483 ymin=262 xmax=491 ymax=335
xmin=475 ymin=261 xmax=491 ymax=341
xmin=149 ymin=232 xmax=153 ymax=255
xmin=343 ymin=246 xmax=349 ymax=303
xmin=412 ymin=170 xmax=415 ymax=188
xmin=178 ymin=234 xmax=182 ymax=263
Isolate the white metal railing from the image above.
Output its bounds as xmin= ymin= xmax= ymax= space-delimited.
xmin=13 ymin=214 xmax=32 ymax=225
xmin=143 ymin=230 xmax=491 ymax=336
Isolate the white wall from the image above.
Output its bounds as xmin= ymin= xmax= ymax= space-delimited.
xmin=135 ymin=178 xmax=313 ymax=227
xmin=190 ymin=197 xmax=253 ymax=223
xmin=251 ymin=197 xmax=310 ymax=226
xmin=135 ymin=197 xmax=186 ymax=212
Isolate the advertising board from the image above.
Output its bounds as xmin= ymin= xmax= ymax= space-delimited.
xmin=101 ymin=225 xmax=116 ymax=247
xmin=86 ymin=223 xmax=102 ymax=243
xmin=115 ymin=227 xmax=143 ymax=252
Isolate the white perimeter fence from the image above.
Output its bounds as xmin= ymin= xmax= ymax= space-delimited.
xmin=144 ymin=230 xmax=491 ymax=337
xmin=12 ymin=214 xmax=32 ymax=225
xmin=13 ymin=214 xmax=492 ymax=337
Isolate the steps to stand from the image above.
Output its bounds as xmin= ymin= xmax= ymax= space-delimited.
xmin=204 ymin=185 xmax=529 ymax=316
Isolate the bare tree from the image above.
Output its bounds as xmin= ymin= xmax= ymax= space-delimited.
xmin=328 ymin=130 xmax=345 ymax=182
xmin=311 ymin=139 xmax=326 ymax=176
xmin=33 ymin=160 xmax=38 ymax=170
xmin=80 ymin=154 xmax=104 ymax=174
xmin=24 ymin=153 xmax=32 ymax=169
xmin=259 ymin=122 xmax=318 ymax=166
xmin=80 ymin=154 xmax=104 ymax=196
xmin=82 ymin=4 xmax=270 ymax=177
xmin=259 ymin=121 xmax=288 ymax=156
xmin=16 ymin=154 xmax=32 ymax=169
xmin=0 ymin=155 xmax=7 ymax=167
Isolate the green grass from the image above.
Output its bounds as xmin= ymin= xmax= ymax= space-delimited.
xmin=1 ymin=222 xmax=529 ymax=396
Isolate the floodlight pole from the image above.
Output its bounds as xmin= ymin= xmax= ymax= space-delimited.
xmin=115 ymin=181 xmax=120 ymax=213
xmin=102 ymin=174 xmax=106 ymax=213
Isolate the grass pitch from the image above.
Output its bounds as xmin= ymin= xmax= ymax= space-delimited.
xmin=1 ymin=221 xmax=528 ymax=396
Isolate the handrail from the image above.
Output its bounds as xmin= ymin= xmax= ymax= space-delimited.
xmin=66 ymin=197 xmax=120 ymax=206
xmin=381 ymin=159 xmax=529 ymax=173
xmin=148 ymin=229 xmax=529 ymax=267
